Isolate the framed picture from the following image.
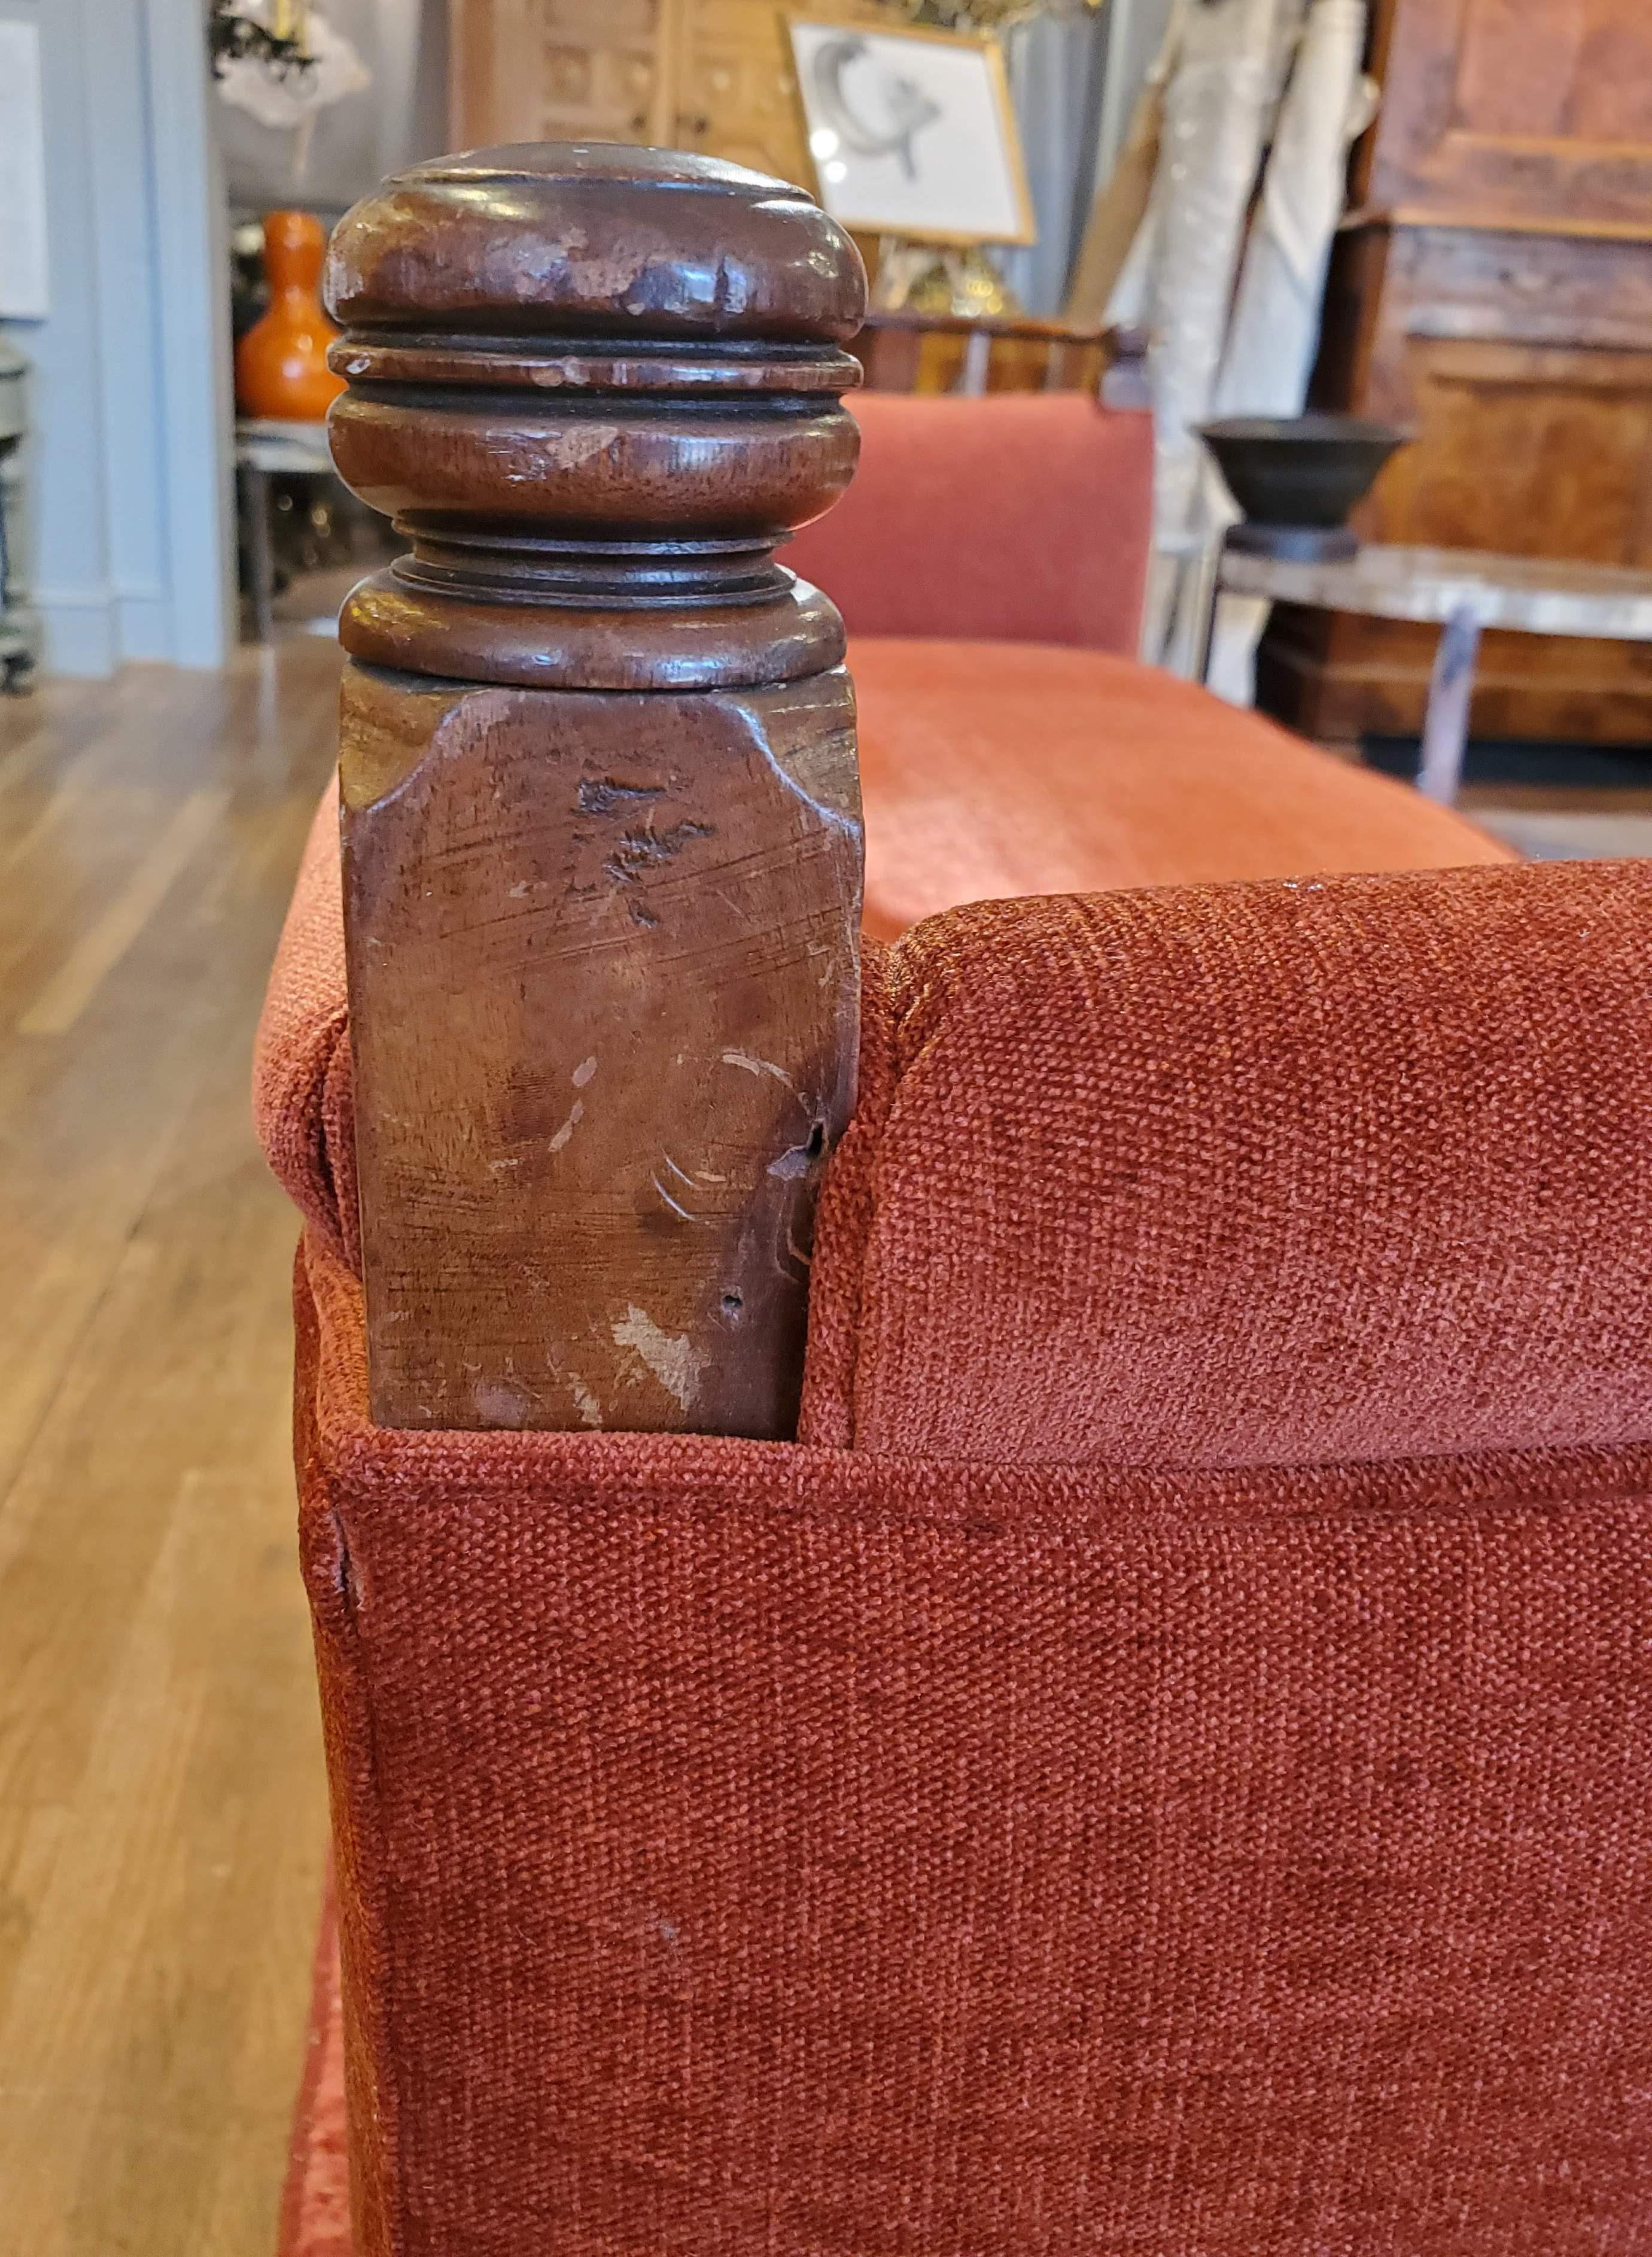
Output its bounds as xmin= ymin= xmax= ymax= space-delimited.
xmin=789 ymin=19 xmax=1036 ymax=248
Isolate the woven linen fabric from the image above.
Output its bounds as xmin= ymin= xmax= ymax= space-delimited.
xmin=783 ymin=392 xmax=1155 ymax=654
xmin=848 ymin=639 xmax=1512 ymax=943
xmin=251 ymin=648 xmax=1513 ymax=1252
xmin=801 ymin=856 xmax=1652 ymax=1467
xmin=253 ymin=776 xmax=359 ymax=1271
xmin=296 ymin=1229 xmax=1652 ymax=2257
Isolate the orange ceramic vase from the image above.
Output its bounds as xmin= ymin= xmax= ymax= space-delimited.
xmin=235 ymin=210 xmax=346 ymax=421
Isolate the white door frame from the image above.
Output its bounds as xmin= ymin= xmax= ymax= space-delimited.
xmin=144 ymin=0 xmax=236 ymax=669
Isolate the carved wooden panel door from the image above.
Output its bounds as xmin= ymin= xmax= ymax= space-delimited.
xmin=447 ymin=0 xmax=666 ymax=145
xmin=1361 ymin=0 xmax=1652 ymax=229
xmin=449 ymin=0 xmax=664 ymax=147
xmin=670 ymin=0 xmax=895 ymax=185
xmin=448 ymin=0 xmax=897 ymax=190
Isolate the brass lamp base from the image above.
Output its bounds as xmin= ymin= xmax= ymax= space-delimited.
xmin=871 ymin=239 xmax=1023 ymax=317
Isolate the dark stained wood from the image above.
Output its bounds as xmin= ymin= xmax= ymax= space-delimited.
xmin=324 ymin=142 xmax=865 ymax=341
xmin=852 ymin=310 xmax=1146 ymax=401
xmin=340 ymin=668 xmax=860 ymax=1433
xmin=1356 ymin=0 xmax=1652 ymax=235
xmin=325 ymin=142 xmax=868 ymax=1434
xmin=1264 ymin=0 xmax=1652 ymax=746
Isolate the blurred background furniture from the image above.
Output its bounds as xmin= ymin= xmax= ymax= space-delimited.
xmin=1269 ymin=0 xmax=1652 ymax=746
xmin=448 ymin=0 xmax=895 ymax=183
xmin=785 ymin=388 xmax=1155 ymax=659
xmin=853 ymin=308 xmax=1146 ymax=397
xmin=236 ymin=418 xmax=335 ymax=643
xmin=1216 ymin=543 xmax=1652 ymax=803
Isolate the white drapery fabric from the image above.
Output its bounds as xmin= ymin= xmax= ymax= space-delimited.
xmin=1107 ymin=0 xmax=1306 ymax=674
xmin=1215 ymin=0 xmax=1374 ymax=421
xmin=1204 ymin=0 xmax=1377 ymax=701
xmin=997 ymin=9 xmax=1113 ymax=316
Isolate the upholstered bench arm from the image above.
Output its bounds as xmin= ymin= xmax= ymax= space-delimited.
xmin=255 ymin=777 xmax=358 ymax=1274
xmin=802 ymin=855 xmax=1652 ymax=1466
xmin=260 ymin=816 xmax=1652 ymax=1471
xmin=280 ymin=852 xmax=1652 ymax=2255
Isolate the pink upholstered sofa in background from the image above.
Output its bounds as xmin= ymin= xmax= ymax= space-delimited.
xmin=783 ymin=390 xmax=1511 ymax=941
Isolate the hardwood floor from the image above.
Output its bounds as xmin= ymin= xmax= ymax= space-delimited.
xmin=0 ymin=640 xmax=342 ymax=2257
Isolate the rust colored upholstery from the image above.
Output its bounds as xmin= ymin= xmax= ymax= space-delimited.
xmin=281 ymin=1890 xmax=351 ymax=2257
xmin=256 ymin=783 xmax=357 ymax=1274
xmin=802 ymin=861 xmax=1652 ymax=1465
xmin=271 ymin=852 xmax=1652 ymax=2257
xmin=850 ymin=640 xmax=1511 ymax=941
xmin=782 ymin=392 xmax=1155 ymax=654
xmin=252 ymin=643 xmax=1513 ymax=1251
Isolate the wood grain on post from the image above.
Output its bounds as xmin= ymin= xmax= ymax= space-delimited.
xmin=323 ymin=144 xmax=867 ymax=1436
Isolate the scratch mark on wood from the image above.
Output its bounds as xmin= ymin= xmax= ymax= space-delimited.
xmin=603 ymin=819 xmax=714 ymax=888
xmin=652 ymin=1172 xmax=701 ymax=1223
xmin=722 ymin=1049 xmax=798 ymax=1091
xmin=577 ymin=777 xmax=665 ymax=816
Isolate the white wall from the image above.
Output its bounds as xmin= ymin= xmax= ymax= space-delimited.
xmin=997 ymin=0 xmax=1181 ymax=318
xmin=0 ymin=0 xmax=233 ymax=676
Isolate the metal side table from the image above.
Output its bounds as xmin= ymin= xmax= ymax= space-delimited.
xmin=1209 ymin=543 xmax=1652 ymax=803
xmin=235 ymin=415 xmax=335 ymax=643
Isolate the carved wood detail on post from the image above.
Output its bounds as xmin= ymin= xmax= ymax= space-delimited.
xmin=324 ymin=144 xmax=867 ymax=1437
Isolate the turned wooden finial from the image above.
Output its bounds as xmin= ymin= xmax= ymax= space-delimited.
xmin=324 ymin=145 xmax=868 ymax=1437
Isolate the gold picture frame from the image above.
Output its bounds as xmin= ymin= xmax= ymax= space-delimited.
xmin=787 ymin=17 xmax=1036 ymax=248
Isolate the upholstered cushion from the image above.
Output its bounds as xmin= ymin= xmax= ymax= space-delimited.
xmin=801 ymin=859 xmax=1652 ymax=1467
xmin=783 ymin=392 xmax=1155 ymax=654
xmin=253 ymin=642 xmax=1514 ymax=1253
xmin=290 ymin=1227 xmax=1652 ymax=2256
xmin=850 ymin=640 xmax=1512 ymax=941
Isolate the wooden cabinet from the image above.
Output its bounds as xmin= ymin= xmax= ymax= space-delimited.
xmin=1360 ymin=0 xmax=1652 ymax=232
xmin=449 ymin=0 xmax=661 ymax=147
xmin=448 ymin=0 xmax=897 ymax=191
xmin=1261 ymin=0 xmax=1652 ymax=745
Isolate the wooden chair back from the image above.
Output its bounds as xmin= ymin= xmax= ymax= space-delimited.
xmin=855 ymin=310 xmax=1151 ymax=405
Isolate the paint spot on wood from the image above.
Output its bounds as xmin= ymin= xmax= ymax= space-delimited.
xmin=568 ymin=1376 xmax=603 ymax=1429
xmin=612 ymin=1305 xmax=704 ymax=1411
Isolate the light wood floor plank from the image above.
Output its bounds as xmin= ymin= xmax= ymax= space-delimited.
xmin=17 ymin=788 xmax=232 ymax=1037
xmin=0 ymin=642 xmax=340 ymax=2256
